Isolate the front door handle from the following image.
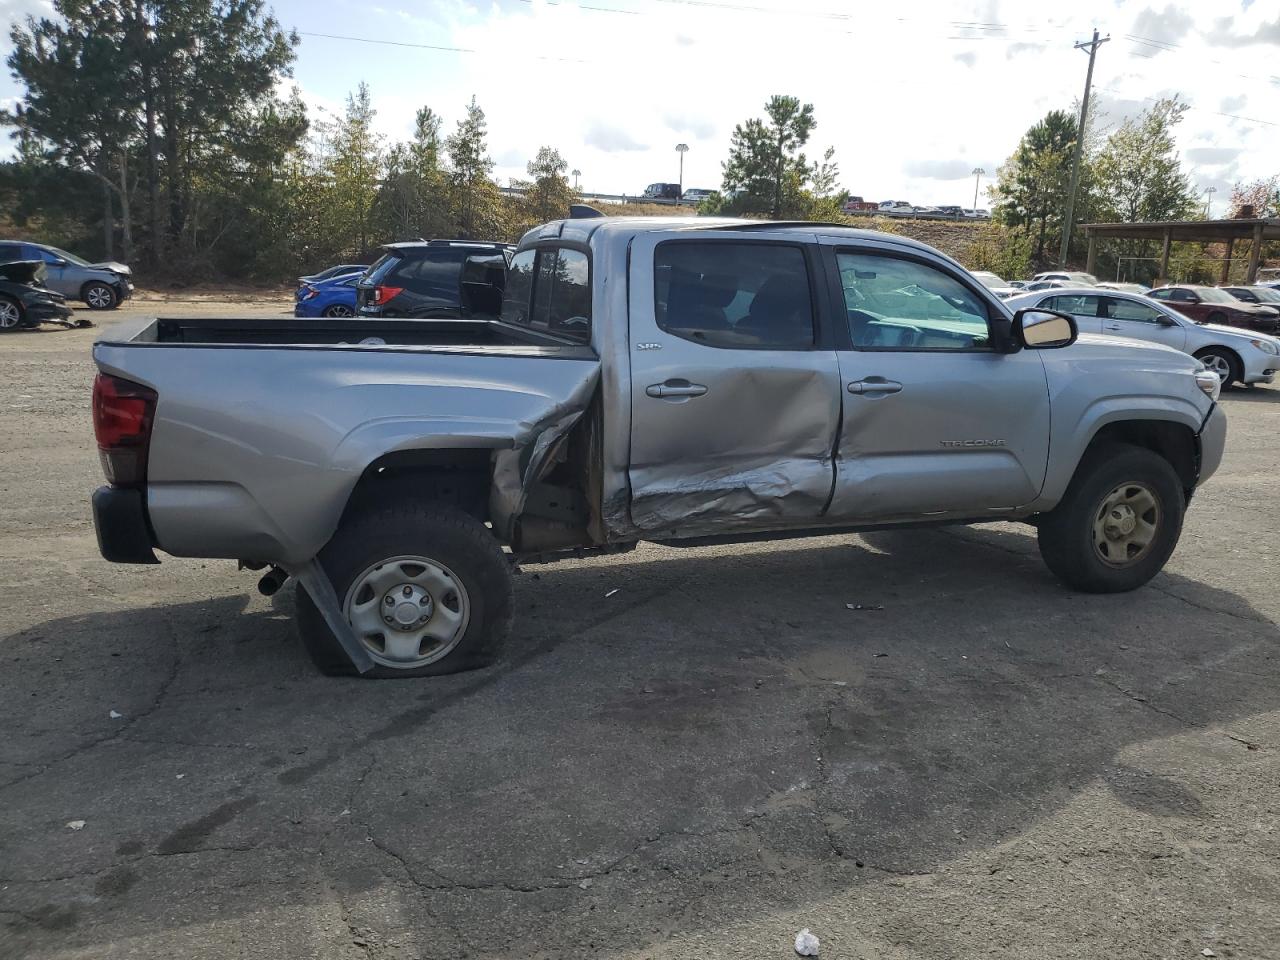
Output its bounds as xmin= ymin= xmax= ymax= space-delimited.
xmin=646 ymin=380 xmax=708 ymax=399
xmin=848 ymin=378 xmax=903 ymax=395
xmin=1104 ymin=322 xmax=1123 ymax=331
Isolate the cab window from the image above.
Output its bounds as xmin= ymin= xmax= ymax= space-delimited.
xmin=837 ymin=252 xmax=989 ymax=350
xmin=500 ymin=246 xmax=591 ymax=344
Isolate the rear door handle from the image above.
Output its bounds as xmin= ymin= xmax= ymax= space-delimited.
xmin=646 ymin=380 xmax=708 ymax=399
xmin=848 ymin=378 xmax=903 ymax=395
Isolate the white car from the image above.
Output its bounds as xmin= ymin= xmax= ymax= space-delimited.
xmin=877 ymin=201 xmax=914 ymax=215
xmin=1006 ymin=286 xmax=1280 ymax=389
xmin=970 ymin=270 xmax=1020 ymax=299
xmin=1095 ymin=281 xmax=1150 ymax=295
xmin=1034 ymin=270 xmax=1098 ymax=285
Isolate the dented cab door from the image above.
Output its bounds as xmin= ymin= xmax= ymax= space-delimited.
xmin=625 ymin=230 xmax=842 ymax=536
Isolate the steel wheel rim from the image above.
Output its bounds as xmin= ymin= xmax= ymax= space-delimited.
xmin=1092 ymin=481 xmax=1160 ymax=567
xmin=0 ymin=302 xmax=19 ymax=328
xmin=1201 ymin=353 xmax=1231 ymax=381
xmin=87 ymin=286 xmax=111 ymax=308
xmin=325 ymin=304 xmax=354 ymax=317
xmin=342 ymin=555 xmax=471 ymax=669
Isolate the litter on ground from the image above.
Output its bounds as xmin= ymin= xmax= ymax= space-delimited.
xmin=794 ymin=928 xmax=820 ymax=956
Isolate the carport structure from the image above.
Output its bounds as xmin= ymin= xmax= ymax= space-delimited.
xmin=1082 ymin=217 xmax=1280 ymax=284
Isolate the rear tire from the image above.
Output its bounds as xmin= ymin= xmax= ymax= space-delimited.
xmin=322 ymin=303 xmax=354 ymax=318
xmin=0 ymin=296 xmax=23 ymax=331
xmin=295 ymin=502 xmax=513 ymax=678
xmin=1194 ymin=346 xmax=1241 ymax=390
xmin=1037 ymin=443 xmax=1185 ymax=593
xmin=83 ymin=282 xmax=118 ymax=310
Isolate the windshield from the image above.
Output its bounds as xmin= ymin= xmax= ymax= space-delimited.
xmin=47 ymin=245 xmax=89 ymax=266
xmin=1198 ymin=288 xmax=1235 ymax=303
xmin=1252 ymin=288 xmax=1280 ymax=303
xmin=972 ymin=272 xmax=1007 ymax=289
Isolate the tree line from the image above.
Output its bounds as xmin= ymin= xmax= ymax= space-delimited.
xmin=0 ymin=1 xmax=579 ymax=280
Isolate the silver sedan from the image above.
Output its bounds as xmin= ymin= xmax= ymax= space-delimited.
xmin=1005 ymin=286 xmax=1280 ymax=389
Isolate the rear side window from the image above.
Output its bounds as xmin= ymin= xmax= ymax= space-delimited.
xmin=392 ymin=249 xmax=470 ymax=301
xmin=500 ymin=247 xmax=592 ymax=344
xmin=654 ymin=242 xmax=814 ymax=349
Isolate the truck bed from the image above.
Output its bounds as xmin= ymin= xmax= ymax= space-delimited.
xmin=110 ymin=316 xmax=591 ymax=357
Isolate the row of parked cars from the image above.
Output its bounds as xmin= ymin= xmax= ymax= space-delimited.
xmin=843 ymin=198 xmax=991 ymax=219
xmin=294 ymin=240 xmax=513 ymax=319
xmin=0 ymin=239 xmax=135 ymax=331
xmin=967 ymin=269 xmax=1280 ymax=389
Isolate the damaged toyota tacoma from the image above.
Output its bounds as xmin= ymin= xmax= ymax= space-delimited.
xmin=91 ymin=217 xmax=1227 ymax=677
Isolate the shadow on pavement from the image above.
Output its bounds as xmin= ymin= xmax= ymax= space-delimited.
xmin=1 ymin=525 xmax=1277 ymax=958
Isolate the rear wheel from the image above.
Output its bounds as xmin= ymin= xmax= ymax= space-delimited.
xmin=0 ymin=296 xmax=22 ymax=331
xmin=83 ymin=282 xmax=118 ymax=310
xmin=295 ymin=501 xmax=513 ymax=678
xmin=322 ymin=303 xmax=354 ymax=318
xmin=1194 ymin=346 xmax=1241 ymax=389
xmin=1037 ymin=443 xmax=1185 ymax=593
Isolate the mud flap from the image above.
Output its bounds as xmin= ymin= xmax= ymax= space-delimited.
xmin=291 ymin=559 xmax=376 ymax=674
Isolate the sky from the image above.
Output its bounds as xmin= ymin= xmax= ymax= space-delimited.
xmin=1 ymin=0 xmax=1277 ymax=210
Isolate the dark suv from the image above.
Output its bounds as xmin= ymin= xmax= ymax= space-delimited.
xmin=356 ymin=240 xmax=513 ymax=319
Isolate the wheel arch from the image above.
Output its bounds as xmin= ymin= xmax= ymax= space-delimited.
xmin=1084 ymin=420 xmax=1199 ymax=498
xmin=339 ymin=448 xmax=495 ymax=528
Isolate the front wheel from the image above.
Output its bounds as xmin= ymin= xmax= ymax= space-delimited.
xmin=0 ymin=296 xmax=23 ymax=331
xmin=1037 ymin=443 xmax=1185 ymax=593
xmin=1194 ymin=347 xmax=1241 ymax=390
xmin=83 ymin=282 xmax=118 ymax=310
xmin=295 ymin=502 xmax=514 ymax=677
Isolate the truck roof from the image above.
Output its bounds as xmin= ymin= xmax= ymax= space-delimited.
xmin=518 ymin=216 xmax=944 ymax=256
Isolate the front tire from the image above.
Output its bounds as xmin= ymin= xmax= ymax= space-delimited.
xmin=1037 ymin=443 xmax=1185 ymax=593
xmin=295 ymin=502 xmax=513 ymax=678
xmin=0 ymin=296 xmax=23 ymax=331
xmin=83 ymin=282 xmax=118 ymax=310
xmin=1194 ymin=347 xmax=1241 ymax=390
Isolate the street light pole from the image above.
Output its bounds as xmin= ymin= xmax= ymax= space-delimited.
xmin=1204 ymin=185 xmax=1217 ymax=218
xmin=572 ymin=168 xmax=581 ymax=191
xmin=971 ymin=167 xmax=985 ymax=211
xmin=1058 ymin=28 xmax=1109 ymax=268
xmin=675 ymin=143 xmax=689 ymax=197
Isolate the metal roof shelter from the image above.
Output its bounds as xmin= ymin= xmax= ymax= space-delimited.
xmin=1082 ymin=218 xmax=1280 ymax=284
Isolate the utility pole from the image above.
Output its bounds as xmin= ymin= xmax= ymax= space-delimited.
xmin=1204 ymin=185 xmax=1216 ymax=218
xmin=675 ymin=143 xmax=689 ymax=197
xmin=971 ymin=167 xmax=985 ymax=210
xmin=1058 ymin=28 xmax=1109 ymax=268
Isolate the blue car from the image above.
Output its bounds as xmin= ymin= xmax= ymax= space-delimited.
xmin=294 ymin=270 xmax=362 ymax=318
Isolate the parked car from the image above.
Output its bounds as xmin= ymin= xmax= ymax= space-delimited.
xmin=91 ymin=216 xmax=1226 ymax=679
xmin=1095 ymin=282 xmax=1151 ymax=294
xmin=878 ymin=201 xmax=914 ymax=215
xmin=1220 ymin=285 xmax=1280 ymax=310
xmin=0 ymin=260 xmax=76 ymax=331
xmin=0 ymin=240 xmax=133 ymax=309
xmin=970 ymin=270 xmax=1020 ymax=299
xmin=912 ymin=205 xmax=941 ymax=215
xmin=842 ymin=196 xmax=878 ymax=213
xmin=1147 ymin=285 xmax=1280 ymax=334
xmin=1007 ymin=286 xmax=1280 ymax=389
xmin=1023 ymin=279 xmax=1070 ymax=291
xmin=1034 ymin=271 xmax=1098 ymax=285
xmin=936 ymin=205 xmax=964 ymax=218
xmin=963 ymin=209 xmax=991 ymax=220
xmin=356 ymin=240 xmax=513 ymax=319
xmin=295 ymin=271 xmax=363 ymax=318
xmin=642 ymin=183 xmax=681 ymax=201
xmin=681 ymin=188 xmax=715 ymax=203
xmin=298 ymin=264 xmax=367 ymax=287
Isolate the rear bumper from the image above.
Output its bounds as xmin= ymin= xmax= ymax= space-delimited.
xmin=92 ymin=486 xmax=159 ymax=564
xmin=1196 ymin=404 xmax=1227 ymax=487
xmin=25 ymin=300 xmax=74 ymax=323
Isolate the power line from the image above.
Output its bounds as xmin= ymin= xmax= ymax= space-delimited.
xmin=295 ymin=30 xmax=590 ymax=63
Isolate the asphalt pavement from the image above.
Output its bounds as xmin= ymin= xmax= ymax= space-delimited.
xmin=2 ymin=303 xmax=1278 ymax=959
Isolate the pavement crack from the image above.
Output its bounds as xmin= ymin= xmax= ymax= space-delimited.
xmin=1146 ymin=581 xmax=1273 ymax=625
xmin=1099 ymin=676 xmax=1261 ymax=750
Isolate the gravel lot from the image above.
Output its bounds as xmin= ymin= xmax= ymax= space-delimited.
xmin=2 ymin=301 xmax=1278 ymax=960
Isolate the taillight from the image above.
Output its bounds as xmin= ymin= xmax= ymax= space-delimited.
xmin=371 ymin=285 xmax=403 ymax=305
xmin=92 ymin=373 xmax=157 ymax=487
xmin=302 ymin=285 xmax=319 ymax=300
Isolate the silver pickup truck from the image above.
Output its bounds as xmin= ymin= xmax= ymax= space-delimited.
xmin=92 ymin=217 xmax=1227 ymax=678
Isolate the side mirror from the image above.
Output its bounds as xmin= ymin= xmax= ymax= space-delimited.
xmin=50 ymin=257 xmax=67 ymax=267
xmin=1186 ymin=294 xmax=1202 ymax=304
xmin=1012 ymin=308 xmax=1077 ymax=349
xmin=1156 ymin=315 xmax=1178 ymax=327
